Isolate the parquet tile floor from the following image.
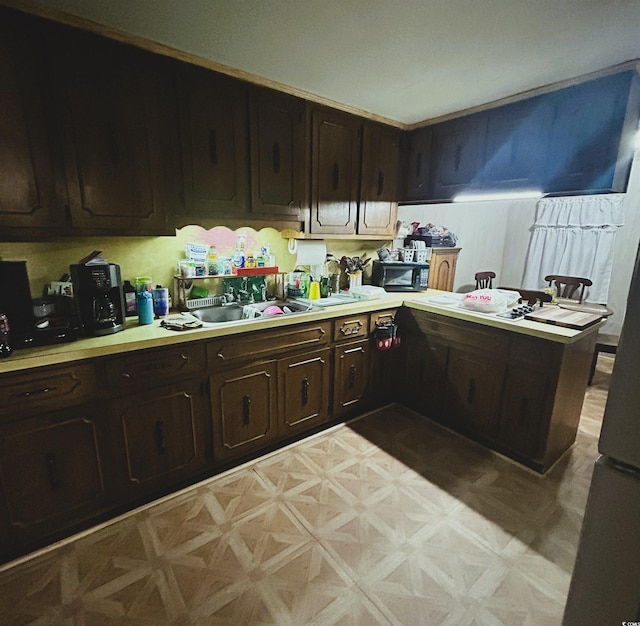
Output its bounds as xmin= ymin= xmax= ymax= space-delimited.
xmin=0 ymin=354 xmax=613 ymax=625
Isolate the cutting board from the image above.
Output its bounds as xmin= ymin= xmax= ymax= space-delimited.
xmin=524 ymin=306 xmax=603 ymax=329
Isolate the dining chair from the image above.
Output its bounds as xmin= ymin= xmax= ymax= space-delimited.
xmin=544 ymin=275 xmax=592 ymax=303
xmin=475 ymin=271 xmax=496 ymax=289
xmin=588 ymin=332 xmax=619 ymax=385
xmin=499 ymin=287 xmax=553 ymax=306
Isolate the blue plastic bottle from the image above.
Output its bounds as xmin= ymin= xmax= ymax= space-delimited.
xmin=136 ymin=291 xmax=154 ymax=325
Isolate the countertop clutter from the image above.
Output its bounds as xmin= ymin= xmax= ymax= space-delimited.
xmin=0 ymin=290 xmax=601 ymax=375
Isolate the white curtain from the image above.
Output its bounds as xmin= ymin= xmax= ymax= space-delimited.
xmin=522 ymin=195 xmax=624 ymax=303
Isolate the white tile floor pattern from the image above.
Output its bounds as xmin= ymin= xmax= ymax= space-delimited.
xmin=0 ymin=355 xmax=613 ymax=625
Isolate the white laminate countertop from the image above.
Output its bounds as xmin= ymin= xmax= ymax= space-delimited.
xmin=405 ymin=292 xmax=605 ymax=344
xmin=0 ymin=290 xmax=603 ymax=374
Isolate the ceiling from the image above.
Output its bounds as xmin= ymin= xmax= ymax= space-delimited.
xmin=13 ymin=0 xmax=640 ymax=127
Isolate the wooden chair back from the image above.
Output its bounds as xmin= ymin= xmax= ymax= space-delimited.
xmin=475 ymin=271 xmax=496 ymax=289
xmin=544 ymin=275 xmax=592 ymax=303
xmin=499 ymin=287 xmax=553 ymax=306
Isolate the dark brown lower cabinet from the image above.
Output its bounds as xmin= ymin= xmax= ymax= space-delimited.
xmin=0 ymin=405 xmax=110 ymax=559
xmin=333 ymin=339 xmax=370 ymax=418
xmin=403 ymin=333 xmax=448 ymax=420
xmin=399 ymin=308 xmax=597 ymax=473
xmin=499 ymin=366 xmax=551 ymax=461
xmin=278 ymin=348 xmax=331 ymax=437
xmin=109 ymin=379 xmax=209 ymax=498
xmin=446 ymin=346 xmax=505 ymax=440
xmin=210 ymin=360 xmax=279 ymax=463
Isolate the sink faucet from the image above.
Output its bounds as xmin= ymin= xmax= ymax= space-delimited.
xmin=237 ymin=278 xmax=249 ymax=302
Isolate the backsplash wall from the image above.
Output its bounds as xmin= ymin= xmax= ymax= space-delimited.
xmin=0 ymin=227 xmax=388 ymax=303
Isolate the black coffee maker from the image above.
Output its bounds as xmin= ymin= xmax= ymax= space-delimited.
xmin=70 ymin=252 xmax=126 ymax=336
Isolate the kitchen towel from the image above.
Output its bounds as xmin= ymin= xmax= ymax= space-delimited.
xmin=295 ymin=240 xmax=327 ymax=266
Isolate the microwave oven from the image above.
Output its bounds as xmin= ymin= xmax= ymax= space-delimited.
xmin=371 ymin=260 xmax=430 ymax=292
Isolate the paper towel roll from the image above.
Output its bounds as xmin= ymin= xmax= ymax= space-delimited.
xmin=295 ymin=240 xmax=326 ymax=266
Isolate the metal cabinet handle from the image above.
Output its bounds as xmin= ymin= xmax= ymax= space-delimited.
xmin=272 ymin=141 xmax=281 ymax=174
xmin=46 ymin=452 xmax=60 ymax=490
xmin=467 ymin=378 xmax=476 ymax=404
xmin=340 ymin=320 xmax=363 ymax=336
xmin=302 ymin=377 xmax=310 ymax=405
xmin=155 ymin=420 xmax=166 ymax=454
xmin=332 ymin=163 xmax=340 ymax=190
xmin=13 ymin=385 xmax=58 ymax=398
xmin=348 ymin=364 xmax=357 ymax=389
xmin=243 ymin=394 xmax=251 ymax=425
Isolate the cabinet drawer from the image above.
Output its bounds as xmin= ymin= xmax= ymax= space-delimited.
xmin=369 ymin=309 xmax=397 ymax=333
xmin=0 ymin=363 xmax=98 ymax=419
xmin=509 ymin=334 xmax=559 ymax=370
xmin=413 ymin=311 xmax=508 ymax=358
xmin=106 ymin=344 xmax=206 ymax=392
xmin=333 ymin=314 xmax=369 ymax=341
xmin=208 ymin=321 xmax=331 ymax=369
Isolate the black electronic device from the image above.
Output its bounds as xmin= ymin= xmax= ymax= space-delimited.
xmin=70 ymin=260 xmax=126 ymax=336
xmin=0 ymin=261 xmax=77 ymax=349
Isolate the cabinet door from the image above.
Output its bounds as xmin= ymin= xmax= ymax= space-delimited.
xmin=358 ymin=123 xmax=400 ymax=236
xmin=403 ymin=334 xmax=449 ymax=421
xmin=482 ymin=96 xmax=552 ymax=191
xmin=249 ymin=87 xmax=306 ymax=216
xmin=402 ymin=126 xmax=433 ymax=202
xmin=499 ymin=366 xmax=551 ymax=461
xmin=544 ymin=70 xmax=637 ymax=194
xmin=0 ymin=9 xmax=61 ymax=233
xmin=427 ymin=248 xmax=460 ymax=292
xmin=179 ymin=67 xmax=249 ymax=218
xmin=446 ymin=347 xmax=504 ymax=439
xmin=52 ymin=29 xmax=179 ymax=234
xmin=110 ymin=380 xmax=209 ymax=494
xmin=0 ymin=405 xmax=106 ymax=542
xmin=429 ymin=113 xmax=487 ymax=200
xmin=310 ymin=108 xmax=361 ymax=235
xmin=210 ymin=361 xmax=278 ymax=463
xmin=278 ymin=348 xmax=331 ymax=437
xmin=333 ymin=339 xmax=370 ymax=417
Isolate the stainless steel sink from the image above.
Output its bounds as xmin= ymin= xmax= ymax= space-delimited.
xmin=250 ymin=300 xmax=313 ymax=314
xmin=186 ymin=300 xmax=314 ymax=326
xmin=188 ymin=304 xmax=246 ymax=324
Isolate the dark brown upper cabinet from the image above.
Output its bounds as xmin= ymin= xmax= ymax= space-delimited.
xmin=310 ymin=107 xmax=399 ymax=237
xmin=0 ymin=9 xmax=62 ymax=238
xmin=176 ymin=66 xmax=250 ymax=221
xmin=358 ymin=123 xmax=400 ymax=236
xmin=50 ymin=27 xmax=181 ymax=235
xmin=481 ymin=96 xmax=552 ymax=191
xmin=543 ymin=69 xmax=640 ymax=194
xmin=249 ymin=87 xmax=307 ymax=217
xmin=428 ymin=113 xmax=487 ymax=201
xmin=401 ymin=66 xmax=640 ymax=203
xmin=310 ymin=107 xmax=361 ymax=235
xmin=402 ymin=126 xmax=433 ymax=202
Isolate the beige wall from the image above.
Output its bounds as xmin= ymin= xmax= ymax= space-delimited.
xmin=0 ymin=226 xmax=386 ymax=305
xmin=398 ymin=149 xmax=640 ymax=336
